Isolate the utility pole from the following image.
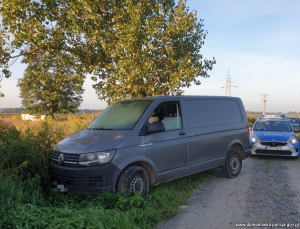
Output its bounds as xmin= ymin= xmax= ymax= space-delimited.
xmin=221 ymin=70 xmax=237 ymax=96
xmin=0 ymin=72 xmax=3 ymax=97
xmin=260 ymin=94 xmax=269 ymax=115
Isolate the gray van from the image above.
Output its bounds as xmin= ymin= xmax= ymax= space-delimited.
xmin=50 ymin=96 xmax=251 ymax=196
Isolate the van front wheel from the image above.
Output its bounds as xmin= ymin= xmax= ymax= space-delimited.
xmin=221 ymin=151 xmax=242 ymax=178
xmin=116 ymin=166 xmax=150 ymax=197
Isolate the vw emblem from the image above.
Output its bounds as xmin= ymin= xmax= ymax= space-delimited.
xmin=272 ymin=139 xmax=276 ymax=142
xmin=58 ymin=154 xmax=64 ymax=165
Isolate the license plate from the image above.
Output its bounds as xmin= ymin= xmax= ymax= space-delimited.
xmin=267 ymin=146 xmax=282 ymax=150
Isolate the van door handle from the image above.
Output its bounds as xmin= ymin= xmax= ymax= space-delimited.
xmin=179 ymin=131 xmax=186 ymax=135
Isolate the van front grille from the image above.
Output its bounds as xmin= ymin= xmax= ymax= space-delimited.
xmin=51 ymin=151 xmax=80 ymax=166
xmin=51 ymin=172 xmax=104 ymax=187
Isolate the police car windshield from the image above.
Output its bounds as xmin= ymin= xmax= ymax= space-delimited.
xmin=253 ymin=120 xmax=292 ymax=132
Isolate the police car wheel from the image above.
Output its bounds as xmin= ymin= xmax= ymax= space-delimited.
xmin=116 ymin=166 xmax=150 ymax=197
xmin=221 ymin=151 xmax=242 ymax=178
xmin=292 ymin=156 xmax=299 ymax=160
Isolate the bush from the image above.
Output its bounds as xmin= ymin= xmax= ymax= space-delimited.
xmin=0 ymin=120 xmax=64 ymax=189
xmin=12 ymin=115 xmax=21 ymax=120
xmin=247 ymin=114 xmax=258 ymax=125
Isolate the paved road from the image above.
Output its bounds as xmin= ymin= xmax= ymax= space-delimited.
xmin=158 ymin=156 xmax=300 ymax=229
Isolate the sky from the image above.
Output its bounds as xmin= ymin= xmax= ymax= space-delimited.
xmin=1 ymin=0 xmax=300 ymax=113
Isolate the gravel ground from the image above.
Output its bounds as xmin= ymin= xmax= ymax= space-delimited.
xmin=158 ymin=156 xmax=300 ymax=229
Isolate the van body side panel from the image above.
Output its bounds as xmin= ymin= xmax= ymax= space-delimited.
xmin=184 ymin=99 xmax=248 ymax=171
xmin=113 ymin=130 xmax=145 ymax=149
xmin=189 ymin=129 xmax=248 ymax=174
xmin=155 ymin=166 xmax=186 ymax=184
xmin=145 ymin=128 xmax=189 ymax=177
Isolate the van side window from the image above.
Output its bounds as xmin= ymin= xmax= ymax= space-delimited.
xmin=149 ymin=102 xmax=182 ymax=131
xmin=185 ymin=99 xmax=242 ymax=128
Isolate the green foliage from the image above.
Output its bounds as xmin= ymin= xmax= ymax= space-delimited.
xmin=17 ymin=52 xmax=85 ymax=118
xmin=1 ymin=171 xmax=214 ymax=229
xmin=0 ymin=0 xmax=215 ymax=104
xmin=0 ymin=120 xmax=64 ymax=188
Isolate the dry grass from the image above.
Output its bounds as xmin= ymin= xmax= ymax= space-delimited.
xmin=0 ymin=113 xmax=99 ymax=138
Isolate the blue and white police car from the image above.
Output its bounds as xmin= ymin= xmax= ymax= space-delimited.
xmin=250 ymin=115 xmax=300 ymax=159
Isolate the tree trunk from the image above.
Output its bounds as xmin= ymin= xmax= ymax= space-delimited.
xmin=49 ymin=106 xmax=54 ymax=119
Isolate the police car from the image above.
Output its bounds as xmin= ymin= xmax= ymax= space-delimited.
xmin=250 ymin=115 xmax=300 ymax=158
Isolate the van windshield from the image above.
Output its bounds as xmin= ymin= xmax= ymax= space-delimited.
xmin=88 ymin=100 xmax=152 ymax=130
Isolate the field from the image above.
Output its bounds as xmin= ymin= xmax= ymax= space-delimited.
xmin=0 ymin=114 xmax=214 ymax=228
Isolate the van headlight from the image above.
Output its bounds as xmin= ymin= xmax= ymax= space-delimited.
xmin=288 ymin=137 xmax=298 ymax=145
xmin=78 ymin=150 xmax=116 ymax=166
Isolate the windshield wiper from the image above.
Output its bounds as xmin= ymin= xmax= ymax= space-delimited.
xmin=90 ymin=128 xmax=113 ymax=130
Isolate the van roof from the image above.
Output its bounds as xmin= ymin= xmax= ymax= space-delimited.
xmin=120 ymin=95 xmax=240 ymax=101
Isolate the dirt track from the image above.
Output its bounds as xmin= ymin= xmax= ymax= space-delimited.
xmin=158 ymin=156 xmax=300 ymax=229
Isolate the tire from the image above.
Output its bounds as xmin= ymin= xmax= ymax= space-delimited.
xmin=292 ymin=156 xmax=299 ymax=160
xmin=116 ymin=166 xmax=150 ymax=197
xmin=221 ymin=151 xmax=242 ymax=178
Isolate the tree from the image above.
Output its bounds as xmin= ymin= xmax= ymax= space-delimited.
xmin=0 ymin=0 xmax=215 ymax=104
xmin=17 ymin=52 xmax=85 ymax=119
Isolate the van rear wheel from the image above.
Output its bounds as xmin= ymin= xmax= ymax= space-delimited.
xmin=116 ymin=166 xmax=149 ymax=197
xmin=221 ymin=151 xmax=242 ymax=178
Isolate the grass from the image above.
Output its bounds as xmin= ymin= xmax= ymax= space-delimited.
xmin=0 ymin=170 xmax=215 ymax=228
xmin=0 ymin=114 xmax=216 ymax=228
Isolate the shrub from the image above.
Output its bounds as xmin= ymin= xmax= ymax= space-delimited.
xmin=12 ymin=115 xmax=21 ymax=120
xmin=247 ymin=114 xmax=258 ymax=124
xmin=0 ymin=120 xmax=64 ymax=189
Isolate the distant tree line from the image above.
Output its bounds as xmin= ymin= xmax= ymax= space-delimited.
xmin=246 ymin=111 xmax=300 ymax=115
xmin=76 ymin=109 xmax=104 ymax=114
xmin=1 ymin=108 xmax=25 ymax=113
xmin=0 ymin=108 xmax=102 ymax=114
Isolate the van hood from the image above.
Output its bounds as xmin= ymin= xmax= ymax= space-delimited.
xmin=253 ymin=131 xmax=294 ymax=142
xmin=54 ymin=129 xmax=132 ymax=154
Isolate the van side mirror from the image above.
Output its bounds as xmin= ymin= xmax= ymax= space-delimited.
xmin=146 ymin=122 xmax=165 ymax=134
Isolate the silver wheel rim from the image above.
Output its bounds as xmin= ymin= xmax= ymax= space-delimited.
xmin=130 ymin=175 xmax=144 ymax=194
xmin=230 ymin=156 xmax=240 ymax=173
